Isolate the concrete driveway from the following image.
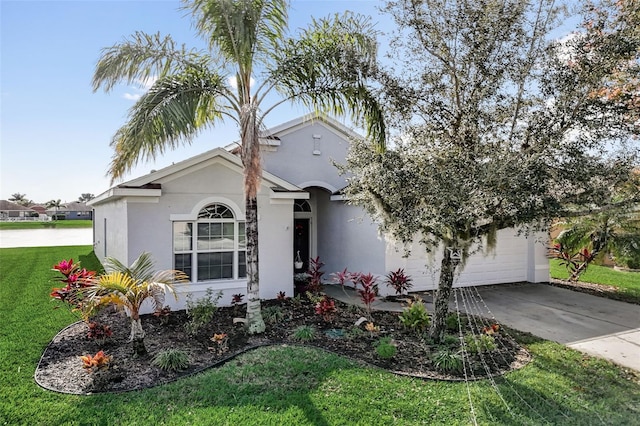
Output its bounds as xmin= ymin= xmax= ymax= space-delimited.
xmin=325 ymin=283 xmax=640 ymax=371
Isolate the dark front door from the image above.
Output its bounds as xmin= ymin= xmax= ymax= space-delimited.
xmin=294 ymin=218 xmax=310 ymax=271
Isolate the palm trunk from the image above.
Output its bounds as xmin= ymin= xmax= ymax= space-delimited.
xmin=245 ymin=196 xmax=265 ymax=334
xmin=129 ymin=316 xmax=147 ymax=356
xmin=429 ymin=246 xmax=456 ymax=343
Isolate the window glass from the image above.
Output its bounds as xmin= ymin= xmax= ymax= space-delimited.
xmin=174 ymin=253 xmax=192 ymax=279
xmin=173 ymin=222 xmax=192 ymax=252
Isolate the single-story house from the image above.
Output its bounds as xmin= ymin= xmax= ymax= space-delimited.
xmin=48 ymin=202 xmax=93 ymax=220
xmin=0 ymin=200 xmax=40 ymax=220
xmin=89 ymin=115 xmax=549 ymax=311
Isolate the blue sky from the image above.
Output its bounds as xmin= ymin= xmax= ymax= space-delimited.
xmin=0 ymin=0 xmax=386 ymax=203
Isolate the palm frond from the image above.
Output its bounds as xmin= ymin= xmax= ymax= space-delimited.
xmin=187 ymin=0 xmax=288 ymax=71
xmin=269 ymin=11 xmax=386 ymax=150
xmin=92 ymin=31 xmax=209 ymax=92
xmin=108 ymin=69 xmax=232 ymax=180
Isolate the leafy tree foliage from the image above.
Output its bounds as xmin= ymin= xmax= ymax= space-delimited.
xmin=92 ymin=0 xmax=385 ymax=334
xmin=345 ymin=0 xmax=639 ymax=341
xmin=8 ymin=193 xmax=32 ymax=206
xmin=78 ymin=193 xmax=95 ymax=203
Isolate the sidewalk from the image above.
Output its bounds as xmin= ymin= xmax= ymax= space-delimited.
xmin=323 ymin=283 xmax=640 ymax=371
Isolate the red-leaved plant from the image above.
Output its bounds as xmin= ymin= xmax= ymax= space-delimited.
xmin=50 ymin=259 xmax=97 ymax=321
xmin=385 ymin=268 xmax=413 ymax=295
xmin=353 ymin=273 xmax=378 ymax=319
xmin=314 ymin=295 xmax=337 ymax=322
xmin=87 ymin=322 xmax=113 ymax=341
xmin=307 ymin=256 xmax=325 ymax=293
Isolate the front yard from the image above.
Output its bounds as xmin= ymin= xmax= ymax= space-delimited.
xmin=1 ymin=246 xmax=639 ymax=425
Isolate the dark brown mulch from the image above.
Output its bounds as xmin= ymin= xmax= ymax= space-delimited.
xmin=35 ymin=295 xmax=530 ymax=394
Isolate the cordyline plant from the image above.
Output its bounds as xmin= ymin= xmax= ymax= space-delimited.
xmin=50 ymin=259 xmax=98 ymax=322
xmin=85 ymin=252 xmax=188 ymax=356
xmin=92 ymin=0 xmax=386 ymax=334
xmin=385 ymin=268 xmax=413 ymax=295
xmin=344 ymin=0 xmax=640 ymax=342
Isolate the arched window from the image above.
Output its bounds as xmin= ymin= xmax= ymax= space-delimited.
xmin=173 ymin=203 xmax=246 ymax=281
xmin=294 ymin=199 xmax=311 ymax=212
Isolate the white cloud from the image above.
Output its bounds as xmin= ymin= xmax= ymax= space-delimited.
xmin=123 ymin=93 xmax=141 ymax=101
xmin=228 ymin=76 xmax=255 ymax=88
xmin=122 ymin=76 xmax=158 ymax=101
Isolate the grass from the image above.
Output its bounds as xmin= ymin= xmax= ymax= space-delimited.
xmin=550 ymin=259 xmax=640 ymax=301
xmin=0 ymin=220 xmax=93 ymax=230
xmin=1 ymin=246 xmax=639 ymax=425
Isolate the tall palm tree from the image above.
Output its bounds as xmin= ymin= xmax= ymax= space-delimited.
xmin=92 ymin=0 xmax=385 ymax=333
xmin=86 ymin=252 xmax=188 ymax=356
xmin=9 ymin=193 xmax=31 ymax=206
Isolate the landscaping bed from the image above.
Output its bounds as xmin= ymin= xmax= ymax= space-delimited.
xmin=36 ymin=295 xmax=529 ymax=394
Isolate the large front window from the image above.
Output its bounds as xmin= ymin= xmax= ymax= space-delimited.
xmin=173 ymin=204 xmax=246 ymax=281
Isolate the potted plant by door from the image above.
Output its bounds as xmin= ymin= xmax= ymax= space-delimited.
xmin=294 ymin=251 xmax=304 ymax=270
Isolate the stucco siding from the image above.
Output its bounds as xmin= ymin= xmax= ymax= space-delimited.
xmin=261 ymin=121 xmax=350 ymax=192
xmin=92 ymin=199 xmax=128 ymax=264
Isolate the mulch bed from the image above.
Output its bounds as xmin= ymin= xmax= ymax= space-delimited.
xmin=546 ymin=278 xmax=639 ymax=305
xmin=35 ymin=295 xmax=530 ymax=394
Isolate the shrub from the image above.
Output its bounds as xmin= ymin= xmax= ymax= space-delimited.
xmin=291 ymin=325 xmax=317 ymax=341
xmin=432 ymin=348 xmax=463 ymax=373
xmin=445 ymin=313 xmax=460 ymax=332
xmin=185 ymin=289 xmax=223 ymax=335
xmin=153 ymin=305 xmax=172 ymax=325
xmin=443 ymin=334 xmax=459 ymax=346
xmin=209 ymin=333 xmax=229 ymax=355
xmin=464 ymin=333 xmax=497 ymax=354
xmin=314 ymin=295 xmax=337 ymax=322
xmin=385 ymin=268 xmax=413 ymax=295
xmin=152 ymin=349 xmax=190 ymax=371
xmin=86 ymin=322 xmax=112 ymax=341
xmin=375 ymin=337 xmax=397 ymax=359
xmin=398 ymin=297 xmax=430 ymax=332
xmin=80 ymin=350 xmax=111 ymax=373
xmin=307 ymin=257 xmax=325 ymax=293
xmin=262 ymin=306 xmax=286 ymax=324
xmin=353 ymin=272 xmax=378 ymax=319
xmin=50 ymin=258 xmax=98 ymax=322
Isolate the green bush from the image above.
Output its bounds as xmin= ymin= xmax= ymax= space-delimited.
xmin=152 ymin=349 xmax=190 ymax=371
xmin=262 ymin=306 xmax=286 ymax=324
xmin=432 ymin=348 xmax=463 ymax=373
xmin=185 ymin=289 xmax=222 ymax=335
xmin=398 ymin=297 xmax=430 ymax=332
xmin=291 ymin=325 xmax=317 ymax=341
xmin=375 ymin=337 xmax=397 ymax=359
xmin=464 ymin=333 xmax=496 ymax=354
xmin=445 ymin=313 xmax=460 ymax=332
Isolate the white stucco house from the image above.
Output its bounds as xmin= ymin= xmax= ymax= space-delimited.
xmin=89 ymin=115 xmax=549 ymax=310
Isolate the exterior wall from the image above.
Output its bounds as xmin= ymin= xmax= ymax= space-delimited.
xmin=385 ymin=229 xmax=550 ymax=294
xmin=92 ymin=199 xmax=128 ymax=263
xmin=119 ymin=161 xmax=294 ymax=312
xmin=261 ymin=121 xmax=350 ymax=192
xmin=314 ymin=189 xmax=386 ymax=278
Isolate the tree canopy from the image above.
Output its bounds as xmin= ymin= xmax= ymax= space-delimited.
xmin=344 ymin=0 xmax=639 ymax=340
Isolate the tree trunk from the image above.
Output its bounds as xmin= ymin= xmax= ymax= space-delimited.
xmin=245 ymin=196 xmax=266 ymax=334
xmin=129 ymin=316 xmax=147 ymax=356
xmin=429 ymin=246 xmax=456 ymax=343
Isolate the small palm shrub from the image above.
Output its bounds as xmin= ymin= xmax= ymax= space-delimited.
xmin=375 ymin=337 xmax=397 ymax=359
xmin=185 ymin=289 xmax=223 ymax=335
xmin=152 ymin=349 xmax=190 ymax=371
xmin=432 ymin=348 xmax=463 ymax=373
xmin=291 ymin=325 xmax=317 ymax=341
xmin=464 ymin=333 xmax=497 ymax=354
xmin=398 ymin=297 xmax=430 ymax=332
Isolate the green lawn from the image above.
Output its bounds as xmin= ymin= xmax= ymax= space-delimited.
xmin=0 ymin=220 xmax=93 ymax=230
xmin=550 ymin=259 xmax=640 ymax=301
xmin=1 ymin=246 xmax=639 ymax=425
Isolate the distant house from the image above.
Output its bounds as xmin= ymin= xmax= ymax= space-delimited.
xmin=89 ymin=115 xmax=549 ymax=310
xmin=48 ymin=202 xmax=93 ymax=220
xmin=0 ymin=200 xmax=40 ymax=220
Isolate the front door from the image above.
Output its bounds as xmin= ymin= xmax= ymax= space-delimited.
xmin=294 ymin=218 xmax=310 ymax=272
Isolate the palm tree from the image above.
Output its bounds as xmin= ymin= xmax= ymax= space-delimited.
xmin=86 ymin=252 xmax=188 ymax=356
xmin=9 ymin=193 xmax=32 ymax=206
xmin=92 ymin=0 xmax=385 ymax=333
xmin=46 ymin=199 xmax=64 ymax=218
